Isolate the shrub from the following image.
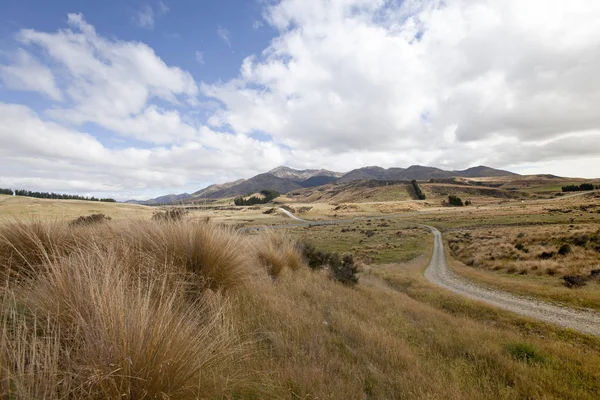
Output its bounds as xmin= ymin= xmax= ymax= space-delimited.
xmin=539 ymin=251 xmax=555 ymax=260
xmin=505 ymin=342 xmax=544 ymax=363
xmin=514 ymin=243 xmax=525 ymax=251
xmin=152 ymin=208 xmax=189 ymax=222
xmin=329 ymin=254 xmax=359 ymax=286
xmin=300 ymin=242 xmax=327 ymax=270
xmin=300 ymin=242 xmax=359 ymax=285
xmin=69 ymin=213 xmax=111 ymax=227
xmin=558 ymin=243 xmax=571 ymax=256
xmin=562 ymin=275 xmax=589 ymax=288
xmin=448 ymin=195 xmax=463 ymax=207
xmin=573 ymin=235 xmax=588 ymax=247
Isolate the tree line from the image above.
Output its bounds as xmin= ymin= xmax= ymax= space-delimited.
xmin=411 ymin=180 xmax=426 ymax=200
xmin=234 ymin=189 xmax=280 ymax=206
xmin=562 ymin=183 xmax=599 ymax=192
xmin=0 ymin=188 xmax=115 ymax=202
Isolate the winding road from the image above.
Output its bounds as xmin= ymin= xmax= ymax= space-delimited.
xmin=272 ymin=208 xmax=600 ymax=336
xmin=421 ymin=224 xmax=600 ymax=337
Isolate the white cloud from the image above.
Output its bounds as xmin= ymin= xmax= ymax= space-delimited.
xmin=135 ymin=5 xmax=156 ymax=29
xmin=0 ymin=103 xmax=289 ymax=198
xmin=16 ymin=13 xmax=198 ymax=144
xmin=217 ymin=26 xmax=231 ymax=47
xmin=0 ymin=49 xmax=62 ymax=100
xmin=2 ymin=2 xmax=600 ymax=200
xmin=204 ymin=0 xmax=600 ymax=175
xmin=134 ymin=2 xmax=169 ymax=29
xmin=195 ymin=50 xmax=205 ymax=65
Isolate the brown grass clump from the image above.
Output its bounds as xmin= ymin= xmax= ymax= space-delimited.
xmin=253 ymin=229 xmax=304 ymax=278
xmin=69 ymin=213 xmax=111 ymax=227
xmin=5 ymin=248 xmax=238 ymax=398
xmin=0 ymin=219 xmax=79 ymax=283
xmin=116 ymin=220 xmax=250 ymax=291
xmin=0 ymin=218 xmax=306 ymax=399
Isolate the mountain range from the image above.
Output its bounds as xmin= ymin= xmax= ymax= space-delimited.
xmin=126 ymin=165 xmax=517 ymax=205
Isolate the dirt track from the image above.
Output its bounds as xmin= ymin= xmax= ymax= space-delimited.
xmin=422 ymin=225 xmax=600 ymax=337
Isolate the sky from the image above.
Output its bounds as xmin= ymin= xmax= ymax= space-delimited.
xmin=1 ymin=0 xmax=599 ymax=200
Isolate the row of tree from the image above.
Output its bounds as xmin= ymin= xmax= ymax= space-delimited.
xmin=0 ymin=188 xmax=115 ymax=202
xmin=562 ymin=183 xmax=599 ymax=192
xmin=234 ymin=189 xmax=280 ymax=206
xmin=411 ymin=180 xmax=426 ymax=200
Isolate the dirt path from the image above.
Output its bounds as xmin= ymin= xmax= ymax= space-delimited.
xmin=421 ymin=224 xmax=600 ymax=337
xmin=277 ymin=208 xmax=308 ymax=222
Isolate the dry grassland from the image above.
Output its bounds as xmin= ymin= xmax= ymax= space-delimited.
xmin=3 ymin=191 xmax=600 ymax=398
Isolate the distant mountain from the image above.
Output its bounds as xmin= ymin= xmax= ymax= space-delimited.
xmin=268 ymin=166 xmax=344 ymax=181
xmin=300 ymin=175 xmax=339 ymax=187
xmin=338 ymin=165 xmax=517 ymax=183
xmin=128 ymin=164 xmax=517 ymax=204
xmin=454 ymin=166 xmax=518 ymax=178
xmin=201 ymin=173 xmax=305 ymax=199
xmin=126 ymin=193 xmax=191 ymax=205
xmin=190 ymin=179 xmax=245 ymax=199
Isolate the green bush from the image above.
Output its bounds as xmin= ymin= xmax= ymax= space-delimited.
xmin=558 ymin=243 xmax=571 ymax=255
xmin=448 ymin=195 xmax=463 ymax=207
xmin=505 ymin=342 xmax=544 ymax=363
xmin=300 ymin=243 xmax=358 ymax=285
xmin=234 ymin=189 xmax=280 ymax=206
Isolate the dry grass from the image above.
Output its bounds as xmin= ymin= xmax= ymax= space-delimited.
xmin=2 ymin=216 xmax=600 ymax=398
xmin=0 ymin=218 xmax=299 ymax=399
xmin=253 ymin=229 xmax=304 ymax=278
xmin=447 ymin=224 xmax=600 ymax=278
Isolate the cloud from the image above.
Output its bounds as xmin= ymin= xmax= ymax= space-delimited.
xmin=134 ymin=2 xmax=169 ymax=29
xmin=0 ymin=49 xmax=62 ymax=100
xmin=16 ymin=13 xmax=198 ymax=144
xmin=204 ymin=0 xmax=600 ymax=175
xmin=217 ymin=26 xmax=231 ymax=47
xmin=0 ymin=102 xmax=288 ymax=198
xmin=195 ymin=50 xmax=205 ymax=65
xmin=135 ymin=5 xmax=155 ymax=29
xmin=3 ymin=2 xmax=600 ymax=201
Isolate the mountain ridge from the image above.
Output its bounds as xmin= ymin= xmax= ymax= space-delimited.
xmin=127 ymin=164 xmax=518 ymax=204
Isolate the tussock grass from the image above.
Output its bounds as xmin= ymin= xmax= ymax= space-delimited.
xmin=0 ymin=219 xmax=79 ymax=283
xmin=0 ymin=218 xmax=305 ymax=399
xmin=253 ymin=229 xmax=304 ymax=278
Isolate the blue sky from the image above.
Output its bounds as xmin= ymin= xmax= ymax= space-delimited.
xmin=0 ymin=0 xmax=273 ymax=121
xmin=1 ymin=0 xmax=600 ymax=200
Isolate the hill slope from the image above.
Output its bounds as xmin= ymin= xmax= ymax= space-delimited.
xmin=338 ymin=165 xmax=517 ymax=183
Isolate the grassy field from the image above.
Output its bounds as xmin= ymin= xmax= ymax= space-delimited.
xmin=2 ymin=192 xmax=600 ymax=398
xmin=0 ymin=194 xmax=154 ymax=220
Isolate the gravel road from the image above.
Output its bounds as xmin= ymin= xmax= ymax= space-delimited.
xmin=277 ymin=208 xmax=307 ymax=221
xmin=422 ymin=224 xmax=600 ymax=337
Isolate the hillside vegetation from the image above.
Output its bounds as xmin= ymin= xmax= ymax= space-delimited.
xmin=2 ymin=217 xmax=600 ymax=398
